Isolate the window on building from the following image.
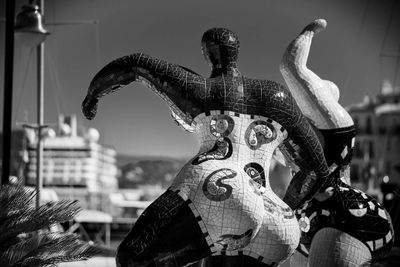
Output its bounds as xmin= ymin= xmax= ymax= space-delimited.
xmin=351 ymin=165 xmax=359 ymax=182
xmin=366 ymin=116 xmax=372 ymax=134
xmin=368 ymin=141 xmax=374 ymax=158
xmin=354 ymin=141 xmax=363 ymax=158
xmin=386 ymin=161 xmax=391 ymax=175
xmin=353 ymin=117 xmax=359 ymax=129
xmin=386 ymin=137 xmax=391 ymax=152
xmin=394 ymin=120 xmax=400 ymax=135
xmin=378 ymin=117 xmax=386 ymax=135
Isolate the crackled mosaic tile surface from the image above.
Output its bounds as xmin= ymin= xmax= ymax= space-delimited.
xmin=82 ymin=27 xmax=332 ymax=266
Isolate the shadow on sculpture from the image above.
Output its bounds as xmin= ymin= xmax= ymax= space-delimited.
xmin=280 ymin=19 xmax=394 ymax=267
xmin=82 ymin=28 xmax=332 ymax=266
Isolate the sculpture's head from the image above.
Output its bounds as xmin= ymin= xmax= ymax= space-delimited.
xmin=201 ymin=28 xmax=240 ymax=68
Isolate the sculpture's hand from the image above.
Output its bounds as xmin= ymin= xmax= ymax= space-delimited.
xmin=283 ymin=171 xmax=315 ymax=209
xmin=82 ymin=96 xmax=99 ymax=120
xmin=300 ymin=18 xmax=327 ymax=35
xmin=278 ymin=138 xmax=329 ymax=210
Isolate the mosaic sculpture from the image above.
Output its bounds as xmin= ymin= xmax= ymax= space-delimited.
xmin=280 ymin=19 xmax=394 ymax=266
xmin=82 ymin=28 xmax=332 ymax=266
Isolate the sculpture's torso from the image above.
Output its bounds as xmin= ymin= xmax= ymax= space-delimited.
xmin=170 ymin=110 xmax=299 ymax=264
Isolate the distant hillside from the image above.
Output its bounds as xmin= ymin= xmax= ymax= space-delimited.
xmin=116 ymin=154 xmax=189 ymax=166
xmin=117 ymin=154 xmax=188 ymax=188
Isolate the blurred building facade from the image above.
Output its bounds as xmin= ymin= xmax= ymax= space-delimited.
xmin=24 ymin=114 xmax=118 ymax=211
xmin=0 ymin=129 xmax=29 ymax=179
xmin=348 ymin=81 xmax=400 ymax=194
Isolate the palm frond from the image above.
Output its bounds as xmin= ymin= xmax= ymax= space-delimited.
xmin=0 ymin=184 xmax=36 ymax=221
xmin=11 ymin=233 xmax=102 ymax=267
xmin=0 ymin=184 xmax=101 ymax=267
xmin=0 ymin=186 xmax=80 ymax=248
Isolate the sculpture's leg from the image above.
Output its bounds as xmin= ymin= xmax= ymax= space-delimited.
xmin=308 ymin=228 xmax=371 ymax=267
xmin=116 ymin=189 xmax=212 ymax=267
xmin=195 ymin=200 xmax=300 ymax=267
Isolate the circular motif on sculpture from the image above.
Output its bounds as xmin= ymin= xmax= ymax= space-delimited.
xmin=348 ymin=208 xmax=368 ymax=217
xmin=244 ymin=163 xmax=265 ymax=187
xmin=217 ymin=229 xmax=253 ymax=251
xmin=299 ymin=216 xmax=311 ymax=233
xmin=245 ymin=121 xmax=276 ymax=150
xmin=202 ymin=168 xmax=236 ymax=202
xmin=191 ymin=137 xmax=233 ymax=165
xmin=210 ymin=115 xmax=234 ymax=138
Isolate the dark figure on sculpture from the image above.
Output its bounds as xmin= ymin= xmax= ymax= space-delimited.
xmin=280 ymin=19 xmax=394 ymax=267
xmin=82 ymin=28 xmax=332 ymax=266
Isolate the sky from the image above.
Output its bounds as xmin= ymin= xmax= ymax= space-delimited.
xmin=0 ymin=0 xmax=400 ymax=157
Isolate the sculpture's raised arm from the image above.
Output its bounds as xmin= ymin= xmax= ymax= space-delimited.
xmin=82 ymin=53 xmax=206 ymax=128
xmin=280 ymin=19 xmax=353 ymax=129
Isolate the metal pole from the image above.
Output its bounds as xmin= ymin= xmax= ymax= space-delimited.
xmin=1 ymin=0 xmax=16 ymax=186
xmin=105 ymin=223 xmax=111 ymax=247
xmin=36 ymin=0 xmax=45 ymax=208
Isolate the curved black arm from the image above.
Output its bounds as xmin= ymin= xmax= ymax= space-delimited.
xmin=274 ymin=103 xmax=330 ymax=210
xmin=82 ymin=53 xmax=206 ymax=127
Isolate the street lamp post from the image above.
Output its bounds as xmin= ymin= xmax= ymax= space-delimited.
xmin=1 ymin=0 xmax=16 ymax=186
xmin=14 ymin=0 xmax=49 ymax=208
xmin=36 ymin=0 xmax=46 ymax=209
xmin=11 ymin=0 xmax=97 ymax=206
